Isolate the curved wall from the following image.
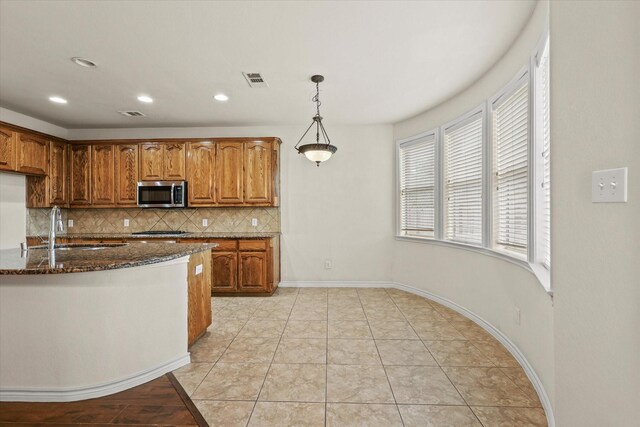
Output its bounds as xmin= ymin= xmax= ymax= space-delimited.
xmin=392 ymin=0 xmax=555 ymax=418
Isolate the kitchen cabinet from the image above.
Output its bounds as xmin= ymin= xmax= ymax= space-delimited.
xmin=49 ymin=140 xmax=68 ymax=205
xmin=186 ymin=141 xmax=216 ymax=205
xmin=91 ymin=144 xmax=115 ymax=206
xmin=0 ymin=125 xmax=17 ymax=172
xmin=187 ymin=250 xmax=212 ymax=346
xmin=17 ymin=133 xmax=48 ymax=175
xmin=244 ymin=141 xmax=272 ymax=204
xmin=69 ymin=144 xmax=92 ymax=206
xmin=140 ymin=142 xmax=186 ymax=181
xmin=115 ymin=144 xmax=139 ymax=206
xmin=216 ymin=141 xmax=243 ymax=204
xmin=187 ymin=237 xmax=277 ymax=294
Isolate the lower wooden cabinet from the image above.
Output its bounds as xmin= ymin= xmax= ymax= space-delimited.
xmin=180 ymin=237 xmax=279 ymax=295
xmin=187 ymin=250 xmax=212 ymax=346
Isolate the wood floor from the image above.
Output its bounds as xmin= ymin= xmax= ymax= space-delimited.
xmin=0 ymin=373 xmax=207 ymax=426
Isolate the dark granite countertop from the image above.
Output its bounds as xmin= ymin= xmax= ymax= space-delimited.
xmin=0 ymin=242 xmax=217 ymax=275
xmin=28 ymin=232 xmax=280 ymax=240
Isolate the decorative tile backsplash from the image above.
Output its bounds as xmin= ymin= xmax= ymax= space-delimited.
xmin=27 ymin=207 xmax=280 ymax=236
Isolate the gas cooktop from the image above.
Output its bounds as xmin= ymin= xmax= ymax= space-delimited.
xmin=131 ymin=231 xmax=189 ymax=235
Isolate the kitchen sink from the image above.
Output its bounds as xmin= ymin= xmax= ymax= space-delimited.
xmin=31 ymin=243 xmax=129 ymax=251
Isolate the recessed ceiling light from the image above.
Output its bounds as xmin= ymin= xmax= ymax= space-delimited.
xmin=214 ymin=93 xmax=229 ymax=102
xmin=137 ymin=95 xmax=153 ymax=103
xmin=71 ymin=57 xmax=97 ymax=68
xmin=49 ymin=96 xmax=68 ymax=104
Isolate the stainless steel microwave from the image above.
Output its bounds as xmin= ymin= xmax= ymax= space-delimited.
xmin=137 ymin=181 xmax=187 ymax=208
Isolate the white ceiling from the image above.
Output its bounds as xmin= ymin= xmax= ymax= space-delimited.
xmin=0 ymin=0 xmax=536 ymax=129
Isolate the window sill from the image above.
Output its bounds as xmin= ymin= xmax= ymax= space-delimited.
xmin=394 ymin=235 xmax=552 ymax=295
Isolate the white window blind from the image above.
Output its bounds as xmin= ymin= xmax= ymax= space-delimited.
xmin=538 ymin=41 xmax=551 ymax=269
xmin=444 ymin=114 xmax=483 ymax=245
xmin=493 ymin=79 xmax=529 ymax=255
xmin=399 ymin=136 xmax=435 ymax=237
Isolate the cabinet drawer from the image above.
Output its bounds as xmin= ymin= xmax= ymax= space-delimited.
xmin=238 ymin=239 xmax=267 ymax=251
xmin=210 ymin=240 xmax=238 ymax=251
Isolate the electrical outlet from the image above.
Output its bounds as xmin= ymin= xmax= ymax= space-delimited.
xmin=67 ymin=219 xmax=74 ymax=228
xmin=202 ymin=218 xmax=208 ymax=227
xmin=251 ymin=218 xmax=258 ymax=227
xmin=515 ymin=307 xmax=521 ymax=325
xmin=324 ymin=259 xmax=333 ymax=269
xmin=195 ymin=264 xmax=203 ymax=275
xmin=123 ymin=219 xmax=130 ymax=227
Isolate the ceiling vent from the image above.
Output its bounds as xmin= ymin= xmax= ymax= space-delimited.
xmin=243 ymin=72 xmax=269 ymax=88
xmin=118 ymin=110 xmax=146 ymax=117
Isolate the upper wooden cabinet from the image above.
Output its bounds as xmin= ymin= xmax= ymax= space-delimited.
xmin=115 ymin=144 xmax=139 ymax=206
xmin=49 ymin=141 xmax=68 ymax=205
xmin=140 ymin=142 xmax=185 ymax=181
xmin=186 ymin=141 xmax=216 ymax=205
xmin=244 ymin=141 xmax=272 ymax=204
xmin=17 ymin=133 xmax=48 ymax=175
xmin=164 ymin=143 xmax=186 ymax=180
xmin=91 ymin=145 xmax=115 ymax=206
xmin=0 ymin=126 xmax=17 ymax=172
xmin=70 ymin=144 xmax=92 ymax=206
xmin=216 ymin=141 xmax=244 ymax=204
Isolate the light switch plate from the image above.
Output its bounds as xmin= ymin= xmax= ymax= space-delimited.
xmin=202 ymin=218 xmax=208 ymax=227
xmin=592 ymin=167 xmax=628 ymax=203
xmin=67 ymin=219 xmax=74 ymax=228
xmin=195 ymin=264 xmax=203 ymax=275
xmin=123 ymin=219 xmax=129 ymax=227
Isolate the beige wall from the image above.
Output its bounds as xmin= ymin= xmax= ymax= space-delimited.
xmin=392 ymin=0 xmax=555 ymax=417
xmin=551 ymin=1 xmax=640 ymax=425
xmin=68 ymin=124 xmax=396 ymax=283
xmin=0 ymin=173 xmax=26 ymax=249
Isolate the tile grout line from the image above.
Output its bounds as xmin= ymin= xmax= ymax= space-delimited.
xmin=357 ymin=289 xmax=405 ymax=427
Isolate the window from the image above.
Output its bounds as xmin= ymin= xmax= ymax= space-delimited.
xmin=492 ymin=77 xmax=530 ymax=256
xmin=443 ymin=112 xmax=484 ymax=245
xmin=394 ymin=31 xmax=550 ymax=290
xmin=398 ymin=133 xmax=436 ymax=237
xmin=536 ymin=38 xmax=551 ymax=269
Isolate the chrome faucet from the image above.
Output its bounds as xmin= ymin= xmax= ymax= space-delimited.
xmin=48 ymin=206 xmax=64 ymax=251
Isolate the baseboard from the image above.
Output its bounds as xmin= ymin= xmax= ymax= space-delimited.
xmin=0 ymin=354 xmax=191 ymax=402
xmin=278 ymin=280 xmax=555 ymax=427
xmin=279 ymin=280 xmax=396 ymax=288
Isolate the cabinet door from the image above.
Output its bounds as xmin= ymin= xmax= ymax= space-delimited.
xmin=139 ymin=143 xmax=164 ymax=181
xmin=0 ymin=126 xmax=17 ymax=171
xmin=211 ymin=251 xmax=238 ymax=292
xmin=216 ymin=142 xmax=243 ymax=204
xmin=244 ymin=141 xmax=272 ymax=203
xmin=49 ymin=140 xmax=68 ymax=205
xmin=164 ymin=143 xmax=186 ymax=180
xmin=186 ymin=141 xmax=216 ymax=205
xmin=115 ymin=144 xmax=139 ymax=206
xmin=70 ymin=145 xmax=91 ymax=205
xmin=91 ymin=144 xmax=115 ymax=206
xmin=238 ymin=251 xmax=268 ymax=292
xmin=17 ymin=133 xmax=49 ymax=175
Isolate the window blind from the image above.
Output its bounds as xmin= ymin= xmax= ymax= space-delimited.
xmin=444 ymin=114 xmax=483 ymax=245
xmin=539 ymin=42 xmax=551 ymax=269
xmin=399 ymin=136 xmax=435 ymax=237
xmin=493 ymin=80 xmax=529 ymax=254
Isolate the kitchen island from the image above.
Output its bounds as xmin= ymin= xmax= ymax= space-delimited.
xmin=0 ymin=242 xmax=215 ymax=402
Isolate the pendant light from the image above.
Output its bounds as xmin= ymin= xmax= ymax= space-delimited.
xmin=294 ymin=75 xmax=337 ymax=166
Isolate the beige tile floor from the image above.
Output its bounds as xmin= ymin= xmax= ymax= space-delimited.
xmin=174 ymin=287 xmax=548 ymax=427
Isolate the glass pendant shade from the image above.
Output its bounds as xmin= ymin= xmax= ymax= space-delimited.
xmin=298 ymin=143 xmax=337 ymax=165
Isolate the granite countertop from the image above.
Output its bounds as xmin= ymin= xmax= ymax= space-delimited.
xmin=0 ymin=242 xmax=217 ymax=275
xmin=28 ymin=232 xmax=280 ymax=240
